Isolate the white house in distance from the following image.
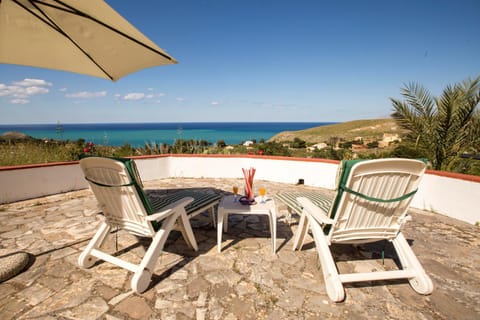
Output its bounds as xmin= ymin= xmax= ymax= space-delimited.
xmin=307 ymin=142 xmax=328 ymax=152
xmin=378 ymin=133 xmax=401 ymax=148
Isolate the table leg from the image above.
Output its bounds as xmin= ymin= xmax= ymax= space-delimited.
xmin=269 ymin=208 xmax=277 ymax=254
xmin=217 ymin=208 xmax=225 ymax=252
xmin=209 ymin=207 xmax=216 ymax=226
xmin=223 ymin=211 xmax=229 ymax=232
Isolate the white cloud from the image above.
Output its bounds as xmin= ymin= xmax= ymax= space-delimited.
xmin=176 ymin=97 xmax=185 ymax=102
xmin=211 ymin=101 xmax=220 ymax=105
xmin=59 ymin=88 xmax=67 ymax=92
xmin=25 ymin=86 xmax=49 ymax=96
xmin=124 ymin=93 xmax=145 ymax=100
xmin=0 ymin=85 xmax=11 ymax=97
xmin=0 ymin=78 xmax=51 ymax=104
xmin=65 ymin=91 xmax=107 ymax=98
xmin=12 ymin=78 xmax=52 ymax=87
xmin=10 ymin=99 xmax=29 ymax=104
xmin=145 ymin=94 xmax=155 ymax=99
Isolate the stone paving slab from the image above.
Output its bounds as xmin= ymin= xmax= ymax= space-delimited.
xmin=0 ymin=178 xmax=479 ymax=319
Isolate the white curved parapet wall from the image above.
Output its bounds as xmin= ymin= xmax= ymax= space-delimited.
xmin=1 ymin=155 xmax=479 ymax=225
xmin=413 ymin=171 xmax=480 ymax=225
xmin=0 ymin=162 xmax=88 ymax=203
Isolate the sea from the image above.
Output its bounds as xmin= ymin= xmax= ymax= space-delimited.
xmin=0 ymin=122 xmax=333 ymax=147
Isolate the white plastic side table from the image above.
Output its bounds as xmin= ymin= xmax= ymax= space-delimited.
xmin=217 ymin=195 xmax=277 ymax=254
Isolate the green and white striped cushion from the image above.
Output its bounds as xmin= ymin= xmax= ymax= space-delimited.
xmin=148 ymin=190 xmax=222 ymax=218
xmin=275 ymin=191 xmax=332 ymax=215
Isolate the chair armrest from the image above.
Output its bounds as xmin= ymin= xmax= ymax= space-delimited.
xmin=297 ymin=197 xmax=335 ymax=225
xmin=146 ymin=197 xmax=194 ymax=222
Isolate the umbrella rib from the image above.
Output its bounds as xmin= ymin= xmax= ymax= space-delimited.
xmin=11 ymin=0 xmax=62 ymax=32
xmin=38 ymin=0 xmax=175 ymax=62
xmin=12 ymin=0 xmax=115 ymax=80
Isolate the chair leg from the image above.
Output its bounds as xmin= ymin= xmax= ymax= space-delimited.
xmin=78 ymin=222 xmax=111 ymax=268
xmin=392 ymin=232 xmax=434 ymax=295
xmin=286 ymin=207 xmax=293 ymax=225
xmin=292 ymin=211 xmax=309 ymax=251
xmin=308 ymin=215 xmax=345 ymax=302
xmin=131 ymin=210 xmax=183 ymax=293
xmin=268 ymin=207 xmax=277 ymax=254
xmin=176 ymin=210 xmax=199 ymax=251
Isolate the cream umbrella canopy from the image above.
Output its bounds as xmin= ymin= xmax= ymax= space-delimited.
xmin=0 ymin=0 xmax=177 ymax=283
xmin=0 ymin=0 xmax=177 ymax=81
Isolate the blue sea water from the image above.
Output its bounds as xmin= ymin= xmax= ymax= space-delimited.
xmin=0 ymin=122 xmax=333 ymax=147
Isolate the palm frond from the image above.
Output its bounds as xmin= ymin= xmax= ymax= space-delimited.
xmin=400 ymin=82 xmax=436 ymax=118
xmin=390 ymin=98 xmax=424 ymax=134
xmin=390 ymin=76 xmax=479 ymax=171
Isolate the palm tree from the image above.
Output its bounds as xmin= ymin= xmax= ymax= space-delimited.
xmin=390 ymin=76 xmax=480 ymax=171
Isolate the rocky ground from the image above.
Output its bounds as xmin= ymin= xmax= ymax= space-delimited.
xmin=1 ymin=178 xmax=479 ymax=319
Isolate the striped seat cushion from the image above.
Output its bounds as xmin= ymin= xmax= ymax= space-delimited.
xmin=148 ymin=190 xmax=222 ymax=218
xmin=275 ymin=191 xmax=332 ymax=215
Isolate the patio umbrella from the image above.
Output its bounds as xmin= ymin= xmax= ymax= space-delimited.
xmin=0 ymin=0 xmax=177 ymax=283
xmin=0 ymin=0 xmax=177 ymax=81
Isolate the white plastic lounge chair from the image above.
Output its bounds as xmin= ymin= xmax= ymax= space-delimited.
xmin=78 ymin=156 xmax=221 ymax=293
xmin=278 ymin=158 xmax=433 ymax=302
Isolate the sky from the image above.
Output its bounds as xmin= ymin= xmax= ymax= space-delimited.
xmin=1 ymin=0 xmax=479 ymax=124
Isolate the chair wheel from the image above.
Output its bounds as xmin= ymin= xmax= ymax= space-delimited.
xmin=409 ymin=274 xmax=434 ymax=295
xmin=78 ymin=252 xmax=96 ymax=268
xmin=131 ymin=270 xmax=152 ymax=293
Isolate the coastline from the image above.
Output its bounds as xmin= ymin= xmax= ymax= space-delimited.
xmin=0 ymin=122 xmax=333 ymax=147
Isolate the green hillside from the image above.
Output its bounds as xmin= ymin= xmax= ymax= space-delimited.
xmin=269 ymin=118 xmax=406 ymax=143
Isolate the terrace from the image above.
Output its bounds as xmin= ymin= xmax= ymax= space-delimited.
xmin=1 ymin=155 xmax=479 ymax=319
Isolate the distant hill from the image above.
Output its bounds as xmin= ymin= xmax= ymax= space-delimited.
xmin=269 ymin=119 xmax=407 ymax=143
xmin=0 ymin=131 xmax=35 ymax=142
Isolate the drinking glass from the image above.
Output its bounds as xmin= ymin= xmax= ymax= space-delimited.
xmin=259 ymin=187 xmax=266 ymax=203
xmin=233 ymin=185 xmax=239 ymax=202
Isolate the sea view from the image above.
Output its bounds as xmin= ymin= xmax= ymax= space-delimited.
xmin=0 ymin=122 xmax=332 ymax=147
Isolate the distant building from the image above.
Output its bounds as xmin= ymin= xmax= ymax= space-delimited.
xmin=378 ymin=133 xmax=401 ymax=148
xmin=243 ymin=140 xmax=254 ymax=147
xmin=307 ymin=143 xmax=328 ymax=152
xmin=329 ymin=136 xmax=343 ymax=149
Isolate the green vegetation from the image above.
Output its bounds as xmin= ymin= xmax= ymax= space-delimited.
xmin=1 ymin=81 xmax=479 ymax=178
xmin=2 ymin=125 xmax=478 ymax=176
xmin=0 ymin=137 xmax=116 ymax=166
xmin=269 ymin=118 xmax=405 ymax=143
xmin=391 ymin=76 xmax=480 ymax=172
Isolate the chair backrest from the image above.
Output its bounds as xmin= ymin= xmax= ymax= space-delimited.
xmin=80 ymin=157 xmax=156 ymax=237
xmin=327 ymin=158 xmax=426 ymax=244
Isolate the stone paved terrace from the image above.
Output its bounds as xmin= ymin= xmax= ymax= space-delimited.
xmin=1 ymin=178 xmax=479 ymax=320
